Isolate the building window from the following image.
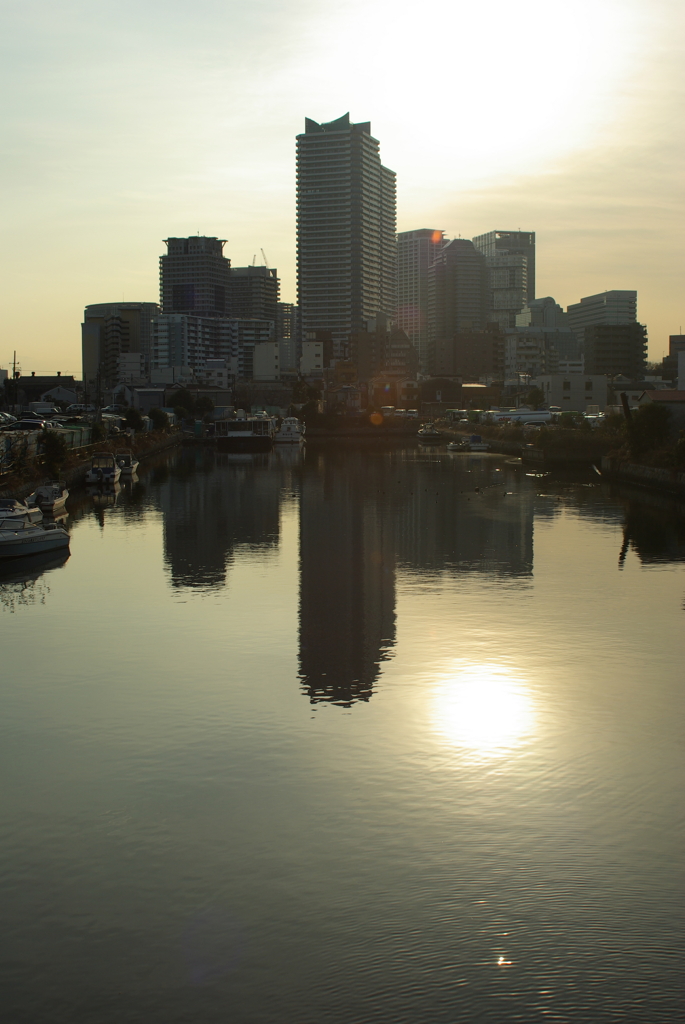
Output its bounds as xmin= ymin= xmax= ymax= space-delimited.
xmin=585 ymin=381 xmax=593 ymax=391
xmin=563 ymin=381 xmax=571 ymax=391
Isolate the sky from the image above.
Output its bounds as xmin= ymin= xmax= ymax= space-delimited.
xmin=1 ymin=0 xmax=683 ymax=375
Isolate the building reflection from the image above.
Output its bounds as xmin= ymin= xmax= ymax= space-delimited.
xmin=159 ymin=449 xmax=282 ymax=590
xmin=618 ymin=492 xmax=685 ymax=566
xmin=396 ymin=453 xmax=533 ymax=578
xmin=298 ymin=449 xmax=396 ymax=706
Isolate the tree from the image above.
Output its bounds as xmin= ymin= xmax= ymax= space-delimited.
xmin=195 ymin=396 xmax=215 ymax=417
xmin=525 ymin=387 xmax=545 ymax=410
xmin=41 ymin=430 xmax=68 ymax=476
xmin=125 ymin=407 xmax=145 ymax=431
xmin=169 ymin=388 xmax=195 ymax=415
xmin=148 ymin=407 xmax=170 ymax=431
xmin=631 ymin=401 xmax=671 ymax=452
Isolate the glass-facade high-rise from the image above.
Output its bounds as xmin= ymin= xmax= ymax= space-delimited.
xmin=396 ymin=229 xmax=446 ymax=371
xmin=160 ymin=236 xmax=231 ymax=317
xmin=296 ymin=114 xmax=396 ymax=358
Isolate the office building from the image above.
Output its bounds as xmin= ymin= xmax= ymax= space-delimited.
xmin=296 ymin=113 xmax=396 ymax=358
xmin=566 ymin=290 xmax=637 ymax=345
xmin=82 ymin=302 xmax=160 ymax=386
xmin=583 ymin=323 xmax=647 ymax=378
xmin=473 ymin=230 xmax=536 ymax=297
xmin=538 ymin=374 xmax=608 ymax=412
xmin=160 ymin=237 xmax=231 ymax=316
xmin=396 ymin=229 xmax=446 ymax=370
xmin=229 ymin=265 xmax=279 ymax=323
xmin=427 ymin=240 xmax=489 ymax=368
xmin=433 ymin=326 xmax=505 ymax=379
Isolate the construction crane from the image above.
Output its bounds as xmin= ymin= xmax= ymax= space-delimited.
xmin=260 ymin=248 xmax=270 ymax=269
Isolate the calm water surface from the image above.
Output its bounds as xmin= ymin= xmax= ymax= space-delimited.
xmin=1 ymin=445 xmax=684 ymax=1022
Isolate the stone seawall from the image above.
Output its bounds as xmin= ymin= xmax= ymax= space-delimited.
xmin=601 ymin=456 xmax=685 ymax=495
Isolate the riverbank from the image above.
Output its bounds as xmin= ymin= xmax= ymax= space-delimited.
xmin=0 ymin=430 xmax=182 ymax=500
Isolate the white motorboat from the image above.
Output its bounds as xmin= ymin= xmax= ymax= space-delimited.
xmin=417 ymin=423 xmax=444 ymax=443
xmin=116 ymin=451 xmax=140 ymax=474
xmin=274 ymin=417 xmax=305 ymax=445
xmin=0 ymin=498 xmax=43 ymax=524
xmin=27 ymin=483 xmax=68 ymax=515
xmin=0 ymin=519 xmax=70 ymax=559
xmin=85 ymin=453 xmax=121 ymax=485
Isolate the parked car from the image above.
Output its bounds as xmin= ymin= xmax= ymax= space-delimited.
xmin=0 ymin=412 xmax=17 ymax=425
xmin=2 ymin=418 xmax=48 ymax=431
xmin=102 ymin=404 xmax=124 ymax=414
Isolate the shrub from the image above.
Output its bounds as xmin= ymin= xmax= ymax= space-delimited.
xmin=195 ymin=396 xmax=215 ymax=417
xmin=169 ymin=389 xmax=195 ymax=415
xmin=631 ymin=402 xmax=671 ymax=453
xmin=91 ymin=422 xmax=106 ymax=443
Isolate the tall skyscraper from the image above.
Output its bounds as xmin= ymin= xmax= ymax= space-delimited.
xmin=427 ymin=239 xmax=489 ymax=371
xmin=228 ymin=265 xmax=279 ymax=323
xmin=296 ymin=113 xmax=396 ymax=358
xmin=396 ymin=229 xmax=446 ymax=370
xmin=567 ymin=290 xmax=637 ymax=345
xmin=160 ymin=236 xmax=231 ymax=316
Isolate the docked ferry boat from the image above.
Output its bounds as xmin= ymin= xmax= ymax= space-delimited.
xmin=214 ymin=415 xmax=275 ymax=452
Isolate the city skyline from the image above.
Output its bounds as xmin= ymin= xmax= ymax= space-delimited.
xmin=1 ymin=0 xmax=683 ymax=373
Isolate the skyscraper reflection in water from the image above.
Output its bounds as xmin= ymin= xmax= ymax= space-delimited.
xmin=298 ymin=449 xmax=397 ymax=706
xmin=159 ymin=449 xmax=282 ymax=590
xmin=298 ymin=448 xmax=535 ymax=706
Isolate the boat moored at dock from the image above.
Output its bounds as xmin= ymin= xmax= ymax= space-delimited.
xmin=0 ymin=520 xmax=70 ymax=559
xmin=116 ymin=451 xmax=140 ymax=475
xmin=0 ymin=499 xmax=43 ymax=524
xmin=85 ymin=453 xmax=122 ymax=485
xmin=274 ymin=417 xmax=305 ymax=445
xmin=417 ymin=423 xmax=444 ymax=444
xmin=214 ymin=415 xmax=275 ymax=452
xmin=27 ymin=483 xmax=69 ymax=515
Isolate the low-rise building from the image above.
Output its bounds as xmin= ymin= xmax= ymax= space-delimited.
xmin=253 ymin=343 xmax=280 ymax=381
xmin=537 ymin=373 xmax=608 ymax=412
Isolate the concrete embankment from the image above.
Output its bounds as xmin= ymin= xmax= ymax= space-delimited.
xmin=601 ymin=456 xmax=685 ymax=495
xmin=0 ymin=430 xmax=182 ymax=500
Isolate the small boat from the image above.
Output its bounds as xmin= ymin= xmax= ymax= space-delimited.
xmin=85 ymin=453 xmax=121 ymax=485
xmin=116 ymin=451 xmax=140 ymax=474
xmin=274 ymin=417 xmax=305 ymax=445
xmin=27 ymin=483 xmax=68 ymax=515
xmin=0 ymin=498 xmax=43 ymax=524
xmin=0 ymin=519 xmax=70 ymax=559
xmin=417 ymin=423 xmax=444 ymax=443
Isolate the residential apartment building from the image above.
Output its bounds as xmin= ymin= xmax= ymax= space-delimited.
xmin=277 ymin=302 xmax=300 ymax=372
xmin=150 ymin=314 xmax=274 ymax=380
xmin=160 ymin=236 xmax=231 ymax=316
xmin=82 ymin=301 xmax=160 ymax=386
xmin=229 ymin=265 xmax=279 ymax=323
xmin=396 ymin=229 xmax=446 ymax=370
xmin=296 ymin=113 xmax=396 ymax=357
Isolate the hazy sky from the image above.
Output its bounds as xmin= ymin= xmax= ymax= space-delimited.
xmin=1 ymin=0 xmax=683 ymax=374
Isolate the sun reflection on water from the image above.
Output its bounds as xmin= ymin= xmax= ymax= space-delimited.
xmin=431 ymin=662 xmax=536 ymax=759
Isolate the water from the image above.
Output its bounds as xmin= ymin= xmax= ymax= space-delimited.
xmin=1 ymin=445 xmax=684 ymax=1022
